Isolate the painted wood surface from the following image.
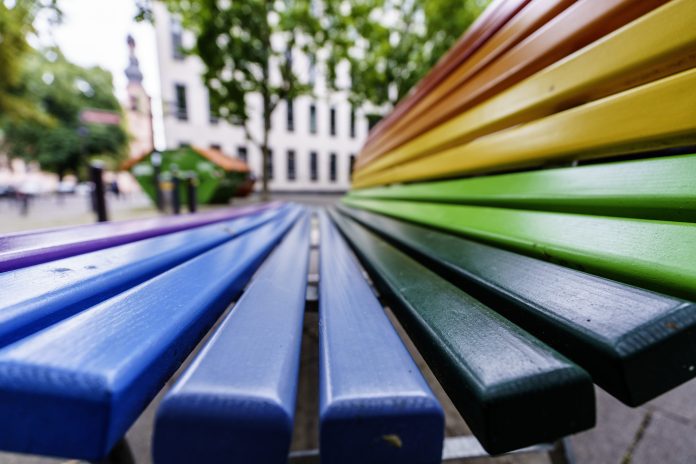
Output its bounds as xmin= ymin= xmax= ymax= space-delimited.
xmin=329 ymin=209 xmax=595 ymax=453
xmin=350 ymin=154 xmax=696 ymax=221
xmin=353 ymin=67 xmax=696 ymax=188
xmin=0 ymin=210 xmax=299 ymax=460
xmin=318 ymin=211 xmax=444 ymax=464
xmin=0 ymin=206 xmax=291 ymax=349
xmin=357 ymin=0 xmax=669 ymax=168
xmin=0 ymin=202 xmax=280 ymax=272
xmin=342 ymin=197 xmax=696 ymax=301
xmin=356 ymin=0 xmax=696 ymax=179
xmin=361 ymin=0 xmax=529 ymax=150
xmin=153 ymin=213 xmax=311 ymax=464
xmin=339 ymin=205 xmax=696 ymax=406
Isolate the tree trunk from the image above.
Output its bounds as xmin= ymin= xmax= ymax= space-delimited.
xmin=261 ymin=89 xmax=272 ymax=201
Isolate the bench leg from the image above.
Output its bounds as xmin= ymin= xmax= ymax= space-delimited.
xmin=89 ymin=439 xmax=135 ymax=464
xmin=548 ymin=438 xmax=575 ymax=464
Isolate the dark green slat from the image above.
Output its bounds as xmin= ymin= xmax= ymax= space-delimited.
xmin=328 ymin=208 xmax=595 ymax=454
xmin=339 ymin=205 xmax=696 ymax=406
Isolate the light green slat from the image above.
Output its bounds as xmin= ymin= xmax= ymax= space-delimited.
xmin=341 ymin=197 xmax=696 ymax=300
xmin=349 ymin=154 xmax=696 ymax=221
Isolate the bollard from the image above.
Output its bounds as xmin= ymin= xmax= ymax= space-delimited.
xmin=151 ymin=152 xmax=164 ymax=212
xmin=186 ymin=174 xmax=198 ymax=213
xmin=89 ymin=162 xmax=109 ymax=223
xmin=171 ymin=174 xmax=181 ymax=215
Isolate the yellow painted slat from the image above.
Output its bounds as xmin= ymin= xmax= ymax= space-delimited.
xmin=352 ymin=66 xmax=696 ymax=189
xmin=354 ymin=0 xmax=696 ymax=181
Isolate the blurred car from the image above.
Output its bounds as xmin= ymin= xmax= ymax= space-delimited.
xmin=0 ymin=185 xmax=17 ymax=198
xmin=56 ymin=181 xmax=77 ymax=194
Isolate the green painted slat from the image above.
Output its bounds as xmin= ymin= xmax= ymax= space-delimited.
xmin=328 ymin=208 xmax=595 ymax=455
xmin=339 ymin=205 xmax=696 ymax=406
xmin=349 ymin=154 xmax=696 ymax=221
xmin=342 ymin=197 xmax=696 ymax=301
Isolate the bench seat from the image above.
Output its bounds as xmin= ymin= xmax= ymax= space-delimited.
xmin=0 ymin=208 xmax=299 ymax=460
xmin=329 ymin=209 xmax=594 ymax=454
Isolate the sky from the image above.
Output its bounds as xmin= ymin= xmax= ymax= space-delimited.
xmin=33 ymin=0 xmax=165 ymax=148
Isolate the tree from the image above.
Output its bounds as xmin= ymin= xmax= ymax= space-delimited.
xmin=1 ymin=49 xmax=128 ymax=179
xmin=323 ymin=0 xmax=489 ymax=111
xmin=139 ymin=0 xmax=322 ymax=198
xmin=0 ymin=0 xmax=59 ymax=123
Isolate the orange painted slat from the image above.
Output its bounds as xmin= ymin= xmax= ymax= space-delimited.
xmin=358 ymin=0 xmax=575 ymax=168
xmin=361 ymin=0 xmax=530 ymax=149
xmin=358 ymin=0 xmax=670 ymax=171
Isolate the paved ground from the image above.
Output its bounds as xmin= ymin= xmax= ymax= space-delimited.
xmin=1 ymin=193 xmax=695 ymax=463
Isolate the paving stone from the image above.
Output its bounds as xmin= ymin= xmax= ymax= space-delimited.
xmin=647 ymin=378 xmax=696 ymax=424
xmin=631 ymin=412 xmax=696 ymax=464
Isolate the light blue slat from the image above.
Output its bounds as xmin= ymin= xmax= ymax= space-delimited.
xmin=0 ymin=208 xmax=302 ymax=460
xmin=0 ymin=205 xmax=291 ymax=348
xmin=152 ymin=213 xmax=311 ymax=464
xmin=318 ymin=211 xmax=444 ymax=464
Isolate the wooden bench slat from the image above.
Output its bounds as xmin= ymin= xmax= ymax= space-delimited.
xmin=358 ymin=0 xmax=575 ymax=167
xmin=0 ymin=209 xmax=300 ymax=460
xmin=318 ymin=211 xmax=444 ymax=464
xmin=153 ymin=213 xmax=311 ymax=464
xmin=360 ymin=0 xmax=529 ymax=153
xmin=356 ymin=0 xmax=696 ymax=179
xmin=356 ymin=0 xmax=669 ymax=169
xmin=0 ymin=202 xmax=280 ymax=272
xmin=0 ymin=206 xmax=289 ymax=349
xmin=354 ymin=66 xmax=696 ymax=188
xmin=343 ymin=197 xmax=696 ymax=300
xmin=350 ymin=154 xmax=696 ymax=221
xmin=339 ymin=205 xmax=696 ymax=406
xmin=329 ymin=209 xmax=595 ymax=454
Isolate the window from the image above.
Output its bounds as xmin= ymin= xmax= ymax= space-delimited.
xmin=287 ymin=150 xmax=296 ymax=181
xmin=286 ymin=99 xmax=294 ymax=132
xmin=171 ymin=17 xmax=184 ymax=60
xmin=129 ymin=95 xmax=138 ymax=111
xmin=309 ymin=104 xmax=317 ymax=134
xmin=266 ymin=148 xmax=274 ymax=180
xmin=329 ymin=153 xmax=337 ymax=182
xmin=208 ymin=93 xmax=218 ymax=125
xmin=367 ymin=113 xmax=381 ymax=131
xmin=210 ymin=144 xmax=222 ymax=151
xmin=330 ymin=106 xmax=336 ymax=136
xmin=174 ymin=84 xmax=188 ymax=121
xmin=309 ymin=151 xmax=318 ymax=181
xmin=237 ymin=146 xmax=248 ymax=163
xmin=179 ymin=141 xmax=190 ymax=148
xmin=349 ymin=154 xmax=356 ymax=179
xmin=350 ymin=107 xmax=356 ymax=138
xmin=308 ymin=55 xmax=316 ymax=87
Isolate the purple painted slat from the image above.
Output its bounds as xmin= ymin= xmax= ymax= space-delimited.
xmin=0 ymin=202 xmax=282 ymax=273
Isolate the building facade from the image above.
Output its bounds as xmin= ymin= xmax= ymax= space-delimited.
xmin=152 ymin=4 xmax=368 ymax=193
xmin=124 ymin=35 xmax=155 ymax=159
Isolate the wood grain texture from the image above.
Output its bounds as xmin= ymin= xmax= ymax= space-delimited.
xmin=0 ymin=206 xmax=291 ymax=349
xmin=358 ymin=0 xmax=575 ymax=167
xmin=0 ymin=210 xmax=300 ymax=460
xmin=353 ymin=67 xmax=696 ymax=188
xmin=350 ymin=154 xmax=696 ymax=221
xmin=360 ymin=0 xmax=530 ymax=152
xmin=329 ymin=208 xmax=595 ymax=454
xmin=355 ymin=0 xmax=696 ymax=179
xmin=0 ymin=202 xmax=281 ymax=272
xmin=357 ymin=0 xmax=669 ymax=168
xmin=342 ymin=197 xmax=696 ymax=301
xmin=318 ymin=211 xmax=444 ymax=464
xmin=153 ymin=214 xmax=311 ymax=464
xmin=339 ymin=205 xmax=696 ymax=406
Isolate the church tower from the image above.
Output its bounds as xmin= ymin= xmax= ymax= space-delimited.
xmin=124 ymin=35 xmax=154 ymax=159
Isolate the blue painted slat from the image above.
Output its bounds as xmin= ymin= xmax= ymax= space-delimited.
xmin=0 ymin=208 xmax=302 ymax=460
xmin=318 ymin=211 xmax=444 ymax=464
xmin=0 ymin=205 xmax=291 ymax=349
xmin=153 ymin=213 xmax=311 ymax=464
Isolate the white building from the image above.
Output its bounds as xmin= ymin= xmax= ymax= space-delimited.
xmin=152 ymin=3 xmax=369 ymax=193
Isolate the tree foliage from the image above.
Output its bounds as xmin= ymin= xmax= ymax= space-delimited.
xmin=324 ymin=0 xmax=489 ymax=110
xmin=144 ymin=0 xmax=323 ymax=197
xmin=1 ymin=49 xmax=128 ymax=179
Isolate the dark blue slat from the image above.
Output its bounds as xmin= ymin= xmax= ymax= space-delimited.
xmin=318 ymin=211 xmax=444 ymax=464
xmin=153 ymin=213 xmax=311 ymax=464
xmin=0 ymin=208 xmax=302 ymax=460
xmin=0 ymin=205 xmax=290 ymax=349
